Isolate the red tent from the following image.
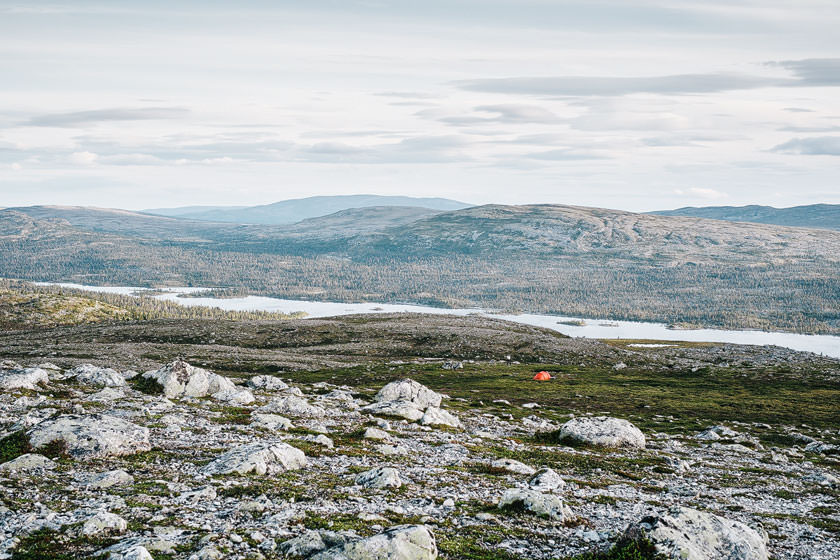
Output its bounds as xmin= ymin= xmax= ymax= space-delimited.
xmin=533 ymin=371 xmax=551 ymax=381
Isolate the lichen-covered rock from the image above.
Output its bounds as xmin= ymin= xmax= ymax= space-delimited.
xmin=83 ymin=469 xmax=135 ymax=489
xmin=628 ymin=506 xmax=768 ymax=560
xmin=68 ymin=364 xmax=126 ymax=387
xmin=556 ymin=416 xmax=646 ymax=448
xmin=0 ymin=367 xmax=49 ymax=391
xmin=696 ymin=425 xmax=739 ymax=441
xmin=363 ymin=427 xmax=390 ymax=440
xmin=141 ymin=359 xmax=235 ymax=399
xmin=528 ymin=468 xmax=566 ymax=493
xmin=356 ymin=466 xmax=402 ymax=489
xmin=491 ymin=458 xmax=535 ymax=476
xmin=362 ymin=400 xmax=425 ymax=421
xmin=498 ymin=488 xmax=568 ymax=521
xmin=27 ymin=414 xmax=150 ymax=459
xmin=212 ymin=388 xmax=255 ymax=404
xmin=251 ymin=413 xmax=294 ymax=431
xmin=258 ymin=395 xmax=325 ymax=417
xmin=248 ymin=375 xmax=290 ymax=391
xmin=374 ymin=379 xmax=442 ymax=409
xmin=419 ymin=407 xmax=461 ymax=428
xmin=310 ymin=525 xmax=437 ymax=560
xmin=201 ymin=441 xmax=307 ymax=475
xmin=82 ymin=511 xmax=127 ymax=536
xmin=279 ymin=531 xmax=328 ymax=557
xmin=0 ymin=453 xmax=55 ymax=473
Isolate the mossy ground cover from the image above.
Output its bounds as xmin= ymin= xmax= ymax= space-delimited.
xmin=284 ymin=361 xmax=840 ymax=432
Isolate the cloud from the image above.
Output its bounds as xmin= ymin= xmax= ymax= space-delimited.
xmin=453 ymin=59 xmax=840 ymax=98
xmin=771 ymin=136 xmax=840 ymax=155
xmin=525 ymin=149 xmax=608 ymax=161
xmin=68 ymin=151 xmax=98 ymax=166
xmin=454 ymin=73 xmax=783 ymax=97
xmin=769 ymin=58 xmax=840 ymax=87
xmin=674 ymin=187 xmax=728 ymax=200
xmin=23 ymin=107 xmax=189 ymax=127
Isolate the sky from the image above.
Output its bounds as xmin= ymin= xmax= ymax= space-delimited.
xmin=1 ymin=0 xmax=839 ymax=212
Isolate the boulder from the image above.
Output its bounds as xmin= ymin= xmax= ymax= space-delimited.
xmin=84 ymin=469 xmax=135 ymax=489
xmin=68 ymin=364 xmax=126 ymax=388
xmin=419 ymin=407 xmax=461 ymax=429
xmin=628 ymin=506 xmax=768 ymax=560
xmin=141 ymin=359 xmax=236 ymax=399
xmin=251 ymin=413 xmax=294 ymax=431
xmin=0 ymin=367 xmax=49 ymax=391
xmin=374 ymin=379 xmax=442 ymax=409
xmin=556 ymin=416 xmax=645 ymax=448
xmin=201 ymin=441 xmax=307 ymax=475
xmin=258 ymin=395 xmax=325 ymax=417
xmin=212 ymin=388 xmax=255 ymax=405
xmin=279 ymin=531 xmax=328 ymax=557
xmin=310 ymin=525 xmax=437 ymax=560
xmin=528 ymin=468 xmax=566 ymax=493
xmin=498 ymin=488 xmax=567 ymax=521
xmin=27 ymin=414 xmax=150 ymax=459
xmin=356 ymin=466 xmax=402 ymax=489
xmin=82 ymin=511 xmax=127 ymax=536
xmin=363 ymin=427 xmax=390 ymax=440
xmin=248 ymin=375 xmax=289 ymax=391
xmin=362 ymin=401 xmax=425 ymax=422
xmin=491 ymin=458 xmax=536 ymax=476
xmin=696 ymin=425 xmax=739 ymax=441
xmin=0 ymin=453 xmax=55 ymax=473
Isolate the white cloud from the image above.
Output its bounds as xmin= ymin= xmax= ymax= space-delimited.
xmin=674 ymin=187 xmax=729 ymax=200
xmin=68 ymin=151 xmax=98 ymax=166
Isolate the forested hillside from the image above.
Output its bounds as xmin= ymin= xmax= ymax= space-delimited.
xmin=1 ymin=204 xmax=839 ymax=334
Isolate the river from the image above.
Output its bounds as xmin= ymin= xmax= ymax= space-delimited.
xmin=39 ymin=283 xmax=840 ymax=359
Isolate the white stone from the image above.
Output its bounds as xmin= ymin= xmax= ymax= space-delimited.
xmin=362 ymin=400 xmax=425 ymax=421
xmin=0 ymin=367 xmax=49 ymax=391
xmin=82 ymin=511 xmax=127 ymax=536
xmin=310 ymin=525 xmax=437 ymax=560
xmin=0 ymin=453 xmax=55 ymax=473
xmin=69 ymin=364 xmax=126 ymax=387
xmin=84 ymin=469 xmax=135 ymax=489
xmin=491 ymin=458 xmax=536 ymax=476
xmin=201 ymin=441 xmax=307 ymax=475
xmin=248 ymin=375 xmax=289 ymax=391
xmin=632 ymin=506 xmax=768 ymax=560
xmin=498 ymin=488 xmax=567 ymax=521
xmin=528 ymin=468 xmax=566 ymax=493
xmin=27 ymin=414 xmax=151 ymax=459
xmin=356 ymin=466 xmax=402 ymax=489
xmin=141 ymin=359 xmax=236 ymax=399
xmin=363 ymin=427 xmax=390 ymax=440
xmin=375 ymin=379 xmax=442 ymax=409
xmin=251 ymin=413 xmax=294 ymax=431
xmin=212 ymin=388 xmax=255 ymax=404
xmin=419 ymin=407 xmax=461 ymax=429
xmin=258 ymin=395 xmax=325 ymax=417
xmin=556 ymin=416 xmax=646 ymax=448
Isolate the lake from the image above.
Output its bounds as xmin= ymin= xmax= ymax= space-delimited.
xmin=39 ymin=283 xmax=840 ymax=359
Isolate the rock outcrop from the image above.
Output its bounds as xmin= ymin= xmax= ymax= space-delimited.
xmin=141 ymin=359 xmax=237 ymax=400
xmin=555 ymin=416 xmax=646 ymax=448
xmin=27 ymin=414 xmax=151 ymax=459
xmin=201 ymin=442 xmax=307 ymax=475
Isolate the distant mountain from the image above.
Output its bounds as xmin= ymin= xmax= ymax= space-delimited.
xmin=144 ymin=195 xmax=472 ymax=224
xmin=651 ymin=204 xmax=840 ymax=231
xmin=2 ymin=202 xmax=839 ymax=334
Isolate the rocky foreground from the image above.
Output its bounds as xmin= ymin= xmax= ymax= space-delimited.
xmin=0 ymin=315 xmax=837 ymax=559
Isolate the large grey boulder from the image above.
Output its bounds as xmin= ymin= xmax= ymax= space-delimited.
xmin=628 ymin=507 xmax=768 ymax=560
xmin=498 ymin=488 xmax=568 ymax=521
xmin=491 ymin=458 xmax=535 ymax=476
xmin=310 ymin=525 xmax=437 ymax=560
xmin=375 ymin=379 xmax=442 ymax=409
xmin=251 ymin=413 xmax=294 ymax=431
xmin=528 ymin=468 xmax=566 ymax=493
xmin=141 ymin=359 xmax=236 ymax=399
xmin=0 ymin=367 xmax=49 ymax=391
xmin=419 ymin=407 xmax=461 ymax=429
xmin=83 ymin=469 xmax=135 ymax=489
xmin=68 ymin=364 xmax=126 ymax=388
xmin=201 ymin=442 xmax=307 ymax=475
xmin=248 ymin=375 xmax=290 ymax=391
xmin=556 ymin=416 xmax=646 ymax=448
xmin=356 ymin=466 xmax=402 ymax=489
xmin=82 ymin=511 xmax=128 ymax=537
xmin=258 ymin=395 xmax=325 ymax=417
xmin=362 ymin=400 xmax=425 ymax=421
xmin=0 ymin=453 xmax=55 ymax=474
xmin=27 ymin=414 xmax=151 ymax=459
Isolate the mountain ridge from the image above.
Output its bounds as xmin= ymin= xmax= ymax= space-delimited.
xmin=651 ymin=203 xmax=840 ymax=231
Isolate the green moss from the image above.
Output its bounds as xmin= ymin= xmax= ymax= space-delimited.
xmin=10 ymin=527 xmax=117 ymax=560
xmin=569 ymin=538 xmax=666 ymax=560
xmin=130 ymin=376 xmax=164 ymax=395
xmin=0 ymin=431 xmax=31 ymax=463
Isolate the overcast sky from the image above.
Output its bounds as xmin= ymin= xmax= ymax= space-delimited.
xmin=1 ymin=1 xmax=839 ymax=211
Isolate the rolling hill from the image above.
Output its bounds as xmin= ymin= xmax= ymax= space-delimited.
xmin=651 ymin=203 xmax=840 ymax=231
xmin=144 ymin=194 xmax=471 ymax=224
xmin=1 ymin=203 xmax=838 ymax=334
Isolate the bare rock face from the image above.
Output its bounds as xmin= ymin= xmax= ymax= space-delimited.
xmin=556 ymin=416 xmax=646 ymax=449
xmin=141 ymin=359 xmax=236 ymax=399
xmin=628 ymin=506 xmax=768 ymax=560
xmin=0 ymin=366 xmax=49 ymax=391
xmin=310 ymin=525 xmax=437 ymax=560
xmin=201 ymin=441 xmax=307 ymax=475
xmin=355 ymin=466 xmax=402 ymax=489
xmin=68 ymin=364 xmax=126 ymax=388
xmin=374 ymin=379 xmax=442 ymax=409
xmin=27 ymin=414 xmax=151 ymax=459
xmin=498 ymin=488 xmax=568 ymax=521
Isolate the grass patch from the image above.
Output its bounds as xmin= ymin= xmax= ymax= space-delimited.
xmin=569 ymin=537 xmax=666 ymax=560
xmin=0 ymin=431 xmax=31 ymax=463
